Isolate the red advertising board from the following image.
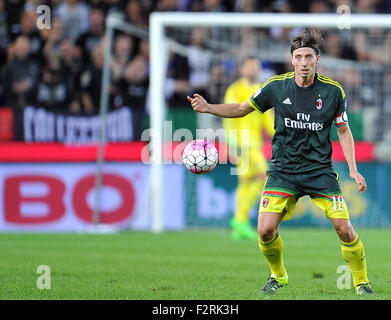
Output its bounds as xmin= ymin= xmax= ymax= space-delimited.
xmin=0 ymin=163 xmax=184 ymax=231
xmin=0 ymin=141 xmax=375 ymax=162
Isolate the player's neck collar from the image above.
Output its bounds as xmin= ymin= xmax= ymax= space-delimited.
xmin=294 ymin=72 xmax=317 ymax=90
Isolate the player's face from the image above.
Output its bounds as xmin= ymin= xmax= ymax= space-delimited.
xmin=241 ymin=59 xmax=260 ymax=80
xmin=291 ymin=47 xmax=319 ymax=78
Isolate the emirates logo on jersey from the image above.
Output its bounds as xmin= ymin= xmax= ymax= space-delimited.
xmin=315 ymin=98 xmax=323 ymax=110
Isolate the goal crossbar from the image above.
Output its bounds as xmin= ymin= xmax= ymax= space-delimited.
xmin=150 ymin=12 xmax=391 ymax=28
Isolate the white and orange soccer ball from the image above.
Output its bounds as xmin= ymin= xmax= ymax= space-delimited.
xmin=182 ymin=139 xmax=218 ymax=174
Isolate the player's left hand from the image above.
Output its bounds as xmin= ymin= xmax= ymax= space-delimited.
xmin=350 ymin=171 xmax=367 ymax=192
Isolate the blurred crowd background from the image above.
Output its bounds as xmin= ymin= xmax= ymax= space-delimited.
xmin=1 ymin=0 xmax=391 ymax=142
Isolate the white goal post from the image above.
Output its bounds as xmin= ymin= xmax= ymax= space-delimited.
xmin=149 ymin=12 xmax=391 ymax=233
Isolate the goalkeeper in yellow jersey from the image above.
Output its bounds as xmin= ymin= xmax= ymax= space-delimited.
xmin=223 ymin=56 xmax=275 ymax=240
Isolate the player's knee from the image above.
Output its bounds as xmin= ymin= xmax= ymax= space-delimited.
xmin=333 ymin=219 xmax=356 ymax=243
xmin=258 ymin=223 xmax=277 ymax=242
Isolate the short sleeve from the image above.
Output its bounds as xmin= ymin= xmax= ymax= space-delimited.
xmin=249 ymin=82 xmax=273 ymax=114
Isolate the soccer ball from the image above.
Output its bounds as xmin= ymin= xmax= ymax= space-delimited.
xmin=182 ymin=139 xmax=218 ymax=174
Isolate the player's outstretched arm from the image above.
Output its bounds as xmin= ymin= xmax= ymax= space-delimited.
xmin=186 ymin=93 xmax=253 ymax=118
xmin=337 ymin=124 xmax=367 ymax=192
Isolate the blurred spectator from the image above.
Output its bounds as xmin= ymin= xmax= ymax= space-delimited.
xmin=116 ymin=39 xmax=150 ymax=139
xmin=35 ymin=62 xmax=78 ymax=112
xmin=54 ymin=0 xmax=90 ymax=41
xmin=75 ymin=5 xmax=105 ymax=65
xmin=203 ymin=0 xmax=225 ymax=11
xmin=42 ymin=16 xmax=65 ymax=61
xmin=340 ymin=69 xmax=365 ymax=112
xmin=323 ymin=32 xmax=342 ymax=58
xmin=111 ymin=34 xmax=134 ymax=82
xmin=51 ymin=0 xmax=62 ymax=6
xmin=79 ymin=38 xmax=115 ymax=115
xmin=125 ymin=0 xmax=148 ymax=27
xmin=104 ymin=0 xmax=122 ymax=10
xmin=166 ymin=50 xmax=191 ymax=107
xmin=209 ymin=61 xmax=225 ymax=104
xmin=0 ymin=0 xmax=8 ymax=72
xmin=189 ymin=0 xmax=204 ymax=11
xmin=1 ymin=35 xmax=40 ymax=109
xmin=11 ymin=11 xmax=43 ymax=62
xmin=234 ymin=0 xmax=258 ymax=12
xmin=155 ymin=0 xmax=180 ymax=11
xmin=79 ymin=42 xmax=103 ymax=114
xmin=87 ymin=0 xmax=107 ymax=12
xmin=328 ymin=0 xmax=354 ymax=11
xmin=308 ymin=0 xmax=330 ymax=13
xmin=187 ymin=28 xmax=213 ymax=101
xmin=354 ymin=29 xmax=391 ymax=65
xmin=60 ymin=38 xmax=80 ymax=75
xmin=4 ymin=0 xmax=25 ymax=39
xmin=323 ymin=32 xmax=356 ymax=60
xmin=270 ymin=2 xmax=302 ymax=43
xmin=79 ymin=44 xmax=102 ymax=114
xmin=24 ymin=0 xmax=48 ymax=14
xmin=175 ymin=0 xmax=196 ymax=11
xmin=384 ymin=69 xmax=391 ymax=114
xmin=355 ymin=0 xmax=377 ymax=13
xmin=58 ymin=38 xmax=81 ymax=107
xmin=238 ymin=27 xmax=258 ymax=57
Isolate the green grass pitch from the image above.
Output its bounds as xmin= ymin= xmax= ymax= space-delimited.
xmin=0 ymin=228 xmax=389 ymax=300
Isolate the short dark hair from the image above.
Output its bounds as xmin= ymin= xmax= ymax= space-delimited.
xmin=290 ymin=29 xmax=323 ymax=56
xmin=240 ymin=55 xmax=259 ymax=66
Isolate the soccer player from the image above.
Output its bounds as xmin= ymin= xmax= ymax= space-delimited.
xmin=223 ymin=57 xmax=274 ymax=241
xmin=187 ymin=29 xmax=374 ymax=296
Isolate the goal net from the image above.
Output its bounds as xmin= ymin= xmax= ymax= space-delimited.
xmin=145 ymin=12 xmax=391 ymax=232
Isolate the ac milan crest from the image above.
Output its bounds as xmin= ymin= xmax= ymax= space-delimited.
xmin=315 ymin=98 xmax=323 ymax=110
xmin=262 ymin=197 xmax=269 ymax=208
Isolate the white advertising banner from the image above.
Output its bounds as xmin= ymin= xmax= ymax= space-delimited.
xmin=0 ymin=163 xmax=184 ymax=232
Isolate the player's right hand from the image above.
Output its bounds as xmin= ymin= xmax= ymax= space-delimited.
xmin=350 ymin=170 xmax=367 ymax=192
xmin=187 ymin=94 xmax=209 ymax=113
